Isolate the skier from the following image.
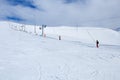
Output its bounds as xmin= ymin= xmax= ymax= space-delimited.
xmin=96 ymin=40 xmax=99 ymax=48
xmin=59 ymin=35 xmax=61 ymax=40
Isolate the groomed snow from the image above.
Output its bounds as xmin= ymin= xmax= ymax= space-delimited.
xmin=0 ymin=21 xmax=120 ymax=80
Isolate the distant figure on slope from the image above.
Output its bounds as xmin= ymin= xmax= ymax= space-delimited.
xmin=96 ymin=40 xmax=99 ymax=48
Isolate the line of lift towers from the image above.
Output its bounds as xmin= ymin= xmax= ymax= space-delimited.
xmin=29 ymin=24 xmax=47 ymax=37
xmin=34 ymin=24 xmax=47 ymax=37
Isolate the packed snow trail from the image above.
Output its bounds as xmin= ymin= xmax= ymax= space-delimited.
xmin=0 ymin=21 xmax=120 ymax=80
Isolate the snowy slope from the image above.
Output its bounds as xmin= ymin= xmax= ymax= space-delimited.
xmin=45 ymin=26 xmax=120 ymax=45
xmin=0 ymin=21 xmax=120 ymax=80
xmin=6 ymin=21 xmax=120 ymax=45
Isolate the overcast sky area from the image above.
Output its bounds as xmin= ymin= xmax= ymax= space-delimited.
xmin=0 ymin=0 xmax=120 ymax=28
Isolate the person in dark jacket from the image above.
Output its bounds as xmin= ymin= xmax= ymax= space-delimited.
xmin=96 ymin=40 xmax=99 ymax=48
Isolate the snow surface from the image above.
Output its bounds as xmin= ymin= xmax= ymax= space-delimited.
xmin=0 ymin=21 xmax=120 ymax=80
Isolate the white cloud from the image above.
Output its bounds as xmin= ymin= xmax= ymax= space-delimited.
xmin=0 ymin=0 xmax=120 ymax=28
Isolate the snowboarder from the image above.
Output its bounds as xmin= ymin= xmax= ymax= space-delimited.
xmin=96 ymin=40 xmax=99 ymax=48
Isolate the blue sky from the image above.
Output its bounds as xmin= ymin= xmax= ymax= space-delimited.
xmin=0 ymin=0 xmax=120 ymax=28
xmin=6 ymin=0 xmax=37 ymax=9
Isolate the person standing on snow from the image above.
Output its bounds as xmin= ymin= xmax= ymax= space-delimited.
xmin=96 ymin=40 xmax=99 ymax=48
